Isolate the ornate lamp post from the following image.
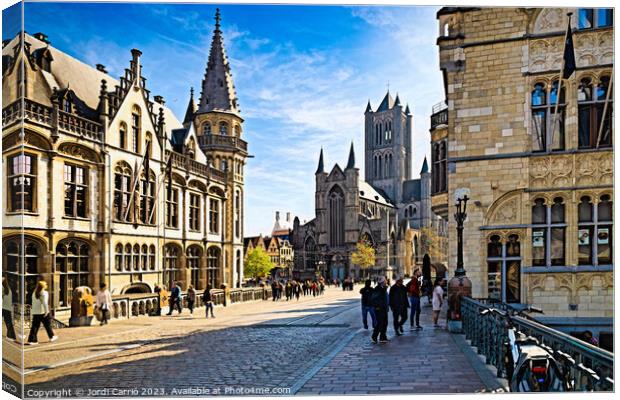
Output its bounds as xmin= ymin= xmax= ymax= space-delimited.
xmin=447 ymin=192 xmax=473 ymax=333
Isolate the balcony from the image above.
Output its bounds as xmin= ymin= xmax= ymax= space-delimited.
xmin=198 ymin=134 xmax=248 ymax=153
xmin=430 ymin=101 xmax=448 ymax=130
xmin=168 ymin=150 xmax=227 ymax=182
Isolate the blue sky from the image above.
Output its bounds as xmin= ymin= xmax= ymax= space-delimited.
xmin=3 ymin=1 xmax=444 ymax=236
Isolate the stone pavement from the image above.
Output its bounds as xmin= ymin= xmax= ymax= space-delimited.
xmin=3 ymin=286 xmax=492 ymax=397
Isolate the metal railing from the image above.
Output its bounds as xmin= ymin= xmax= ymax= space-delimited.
xmin=461 ymin=297 xmax=614 ymax=391
xmin=430 ymin=102 xmax=448 ymax=130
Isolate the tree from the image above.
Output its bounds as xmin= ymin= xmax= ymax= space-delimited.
xmin=351 ymin=242 xmax=376 ymax=278
xmin=244 ymin=247 xmax=274 ymax=279
xmin=419 ymin=226 xmax=447 ymax=264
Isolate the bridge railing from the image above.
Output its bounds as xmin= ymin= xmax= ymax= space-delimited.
xmin=461 ymin=297 xmax=614 ymax=391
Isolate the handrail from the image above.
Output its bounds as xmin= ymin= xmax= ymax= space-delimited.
xmin=461 ymin=297 xmax=613 ymax=391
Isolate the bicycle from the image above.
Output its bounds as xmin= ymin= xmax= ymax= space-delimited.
xmin=480 ymin=306 xmax=566 ymax=392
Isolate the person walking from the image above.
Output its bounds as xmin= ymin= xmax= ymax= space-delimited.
xmin=271 ymin=281 xmax=278 ymax=301
xmin=167 ymin=282 xmax=182 ymax=315
xmin=186 ymin=285 xmax=196 ymax=315
xmin=154 ymin=284 xmax=162 ymax=316
xmin=2 ymin=277 xmax=20 ymax=342
xmin=95 ymin=282 xmax=113 ymax=326
xmin=294 ymin=281 xmax=301 ymax=301
xmin=359 ymin=279 xmax=376 ymax=330
xmin=371 ymin=277 xmax=389 ymax=343
xmin=432 ymin=278 xmax=444 ymax=327
xmin=285 ymin=281 xmax=292 ymax=301
xmin=27 ymin=280 xmax=58 ymax=345
xmin=406 ymin=269 xmax=423 ymax=330
xmin=202 ymin=285 xmax=215 ymax=318
xmin=389 ymin=276 xmax=409 ymax=336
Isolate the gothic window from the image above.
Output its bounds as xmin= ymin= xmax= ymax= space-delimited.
xmin=207 ymin=246 xmax=220 ymax=287
xmin=149 ymin=245 xmax=156 ymax=271
xmin=202 ymin=123 xmax=211 ymax=135
xmin=115 ymin=244 xmax=123 ymax=271
xmin=487 ymin=234 xmax=521 ymax=303
xmin=141 ymin=244 xmax=148 ymax=270
xmin=8 ymin=153 xmax=36 ymax=212
xmin=384 ymin=156 xmax=389 ymax=178
xmin=304 ymin=237 xmax=316 ymax=271
xmin=578 ymin=76 xmax=613 ymax=148
xmin=578 ymin=8 xmax=613 ymax=29
xmin=64 ymin=164 xmax=88 ymax=218
xmin=378 ymin=155 xmax=383 ymax=179
xmin=579 ymin=195 xmax=613 ymax=265
xmin=532 ymin=197 xmax=565 ymax=267
xmin=139 ymin=170 xmax=155 ymax=224
xmin=56 ymin=240 xmax=89 ymax=307
xmin=234 ymin=191 xmax=241 ymax=239
xmin=219 ymin=122 xmax=228 ymax=135
xmin=119 ymin=122 xmax=127 ymax=149
xmin=64 ymin=98 xmax=72 ymax=113
xmin=187 ymin=245 xmax=202 ymax=289
xmin=432 ymin=141 xmax=447 ymax=194
xmin=114 ymin=162 xmax=132 ymax=221
xmin=131 ymin=107 xmax=141 ymax=154
xmin=329 ymin=185 xmax=345 ymax=247
xmin=132 ymin=244 xmax=140 ymax=271
xmin=373 ymin=155 xmax=378 ymax=178
xmin=163 ymin=245 xmax=179 ymax=287
xmin=189 ymin=193 xmax=201 ymax=231
xmin=209 ymin=198 xmax=220 ymax=234
xmin=124 ymin=244 xmax=132 ymax=271
xmin=234 ymin=125 xmax=241 ymax=136
xmin=531 ymin=81 xmax=565 ymax=152
xmin=4 ymin=238 xmax=41 ymax=305
xmin=165 ymin=187 xmax=179 ymax=228
xmin=221 ymin=159 xmax=228 ymax=171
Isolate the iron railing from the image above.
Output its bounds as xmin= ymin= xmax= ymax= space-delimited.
xmin=430 ymin=101 xmax=448 ymax=130
xmin=461 ymin=297 xmax=614 ymax=391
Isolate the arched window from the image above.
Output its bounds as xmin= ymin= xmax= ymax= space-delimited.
xmin=532 ymin=197 xmax=565 ymax=266
xmin=131 ymin=106 xmax=141 ymax=153
xmin=187 ymin=246 xmax=202 ymax=289
xmin=329 ymin=186 xmax=345 ymax=247
xmin=189 ymin=193 xmax=201 ymax=231
xmin=8 ymin=153 xmax=37 ymax=212
xmin=141 ymin=244 xmax=148 ymax=271
xmin=149 ymin=245 xmax=156 ymax=270
xmin=114 ymin=162 xmax=132 ymax=221
xmin=219 ymin=122 xmax=228 ymax=135
xmin=140 ymin=169 xmax=155 ymax=224
xmin=234 ymin=125 xmax=241 ymax=136
xmin=202 ymin=122 xmax=211 ymax=135
xmin=163 ymin=245 xmax=179 ymax=288
xmin=124 ymin=244 xmax=132 ymax=271
xmin=304 ymin=237 xmax=316 ymax=271
xmin=119 ymin=122 xmax=127 ymax=149
xmin=207 ymin=246 xmax=221 ymax=288
xmin=531 ymin=81 xmax=565 ymax=152
xmin=115 ymin=244 xmax=123 ymax=271
xmin=56 ymin=240 xmax=90 ymax=307
xmin=487 ymin=234 xmax=521 ymax=303
xmin=578 ymin=75 xmax=613 ymax=148
xmin=3 ymin=238 xmax=41 ymax=304
xmin=132 ymin=244 xmax=140 ymax=271
xmin=145 ymin=133 xmax=153 ymax=156
xmin=234 ymin=191 xmax=241 ymax=239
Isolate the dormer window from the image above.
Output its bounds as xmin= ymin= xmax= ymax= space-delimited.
xmin=64 ymin=99 xmax=71 ymax=113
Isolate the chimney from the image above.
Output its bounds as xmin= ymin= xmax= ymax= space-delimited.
xmin=154 ymin=95 xmax=165 ymax=105
xmin=275 ymin=211 xmax=280 ymax=221
xmin=95 ymin=64 xmax=107 ymax=73
xmin=286 ymin=212 xmax=290 ymax=222
xmin=33 ymin=32 xmax=50 ymax=44
xmin=130 ymin=48 xmax=142 ymax=86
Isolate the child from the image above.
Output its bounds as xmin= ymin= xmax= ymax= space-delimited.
xmin=432 ymin=278 xmax=444 ymax=327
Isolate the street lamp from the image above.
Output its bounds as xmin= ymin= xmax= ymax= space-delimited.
xmin=454 ymin=194 xmax=469 ymax=277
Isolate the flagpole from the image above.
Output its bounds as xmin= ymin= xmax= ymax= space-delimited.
xmin=596 ymin=71 xmax=614 ymax=148
xmin=123 ymin=146 xmax=149 ymax=221
xmin=550 ymin=12 xmax=572 ymax=151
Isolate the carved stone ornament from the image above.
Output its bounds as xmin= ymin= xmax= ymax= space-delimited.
xmin=58 ymin=143 xmax=100 ymax=163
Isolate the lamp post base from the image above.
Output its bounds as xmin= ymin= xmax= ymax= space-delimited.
xmin=447 ymin=274 xmax=472 ymax=333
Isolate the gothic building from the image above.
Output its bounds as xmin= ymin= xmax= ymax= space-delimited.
xmin=290 ymin=92 xmax=445 ymax=280
xmin=1 ymin=10 xmax=248 ymax=317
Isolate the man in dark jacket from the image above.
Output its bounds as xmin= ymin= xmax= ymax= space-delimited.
xmin=202 ymin=285 xmax=215 ymax=318
xmin=407 ymin=269 xmax=423 ymax=330
xmin=389 ymin=276 xmax=409 ymax=335
xmin=359 ymin=280 xmax=376 ymax=329
xmin=371 ymin=277 xmax=389 ymax=343
xmin=166 ymin=282 xmax=182 ymax=315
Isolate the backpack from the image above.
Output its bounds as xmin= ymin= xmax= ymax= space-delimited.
xmin=370 ymin=288 xmax=384 ymax=308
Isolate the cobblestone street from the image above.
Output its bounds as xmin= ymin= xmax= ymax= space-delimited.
xmin=3 ymin=286 xmax=489 ymax=396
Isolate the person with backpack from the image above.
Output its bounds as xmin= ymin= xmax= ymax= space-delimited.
xmin=371 ymin=277 xmax=389 ymax=343
xmin=359 ymin=280 xmax=376 ymax=329
xmin=389 ymin=276 xmax=409 ymax=336
xmin=406 ymin=269 xmax=423 ymax=330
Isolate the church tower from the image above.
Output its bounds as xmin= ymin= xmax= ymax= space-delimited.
xmin=190 ymin=9 xmax=248 ymax=287
xmin=364 ymin=91 xmax=413 ymax=203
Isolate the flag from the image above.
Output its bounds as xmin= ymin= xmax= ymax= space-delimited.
xmin=562 ymin=25 xmax=576 ymax=79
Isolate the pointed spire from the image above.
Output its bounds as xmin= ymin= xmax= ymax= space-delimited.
xmin=394 ymin=93 xmax=401 ymax=106
xmin=346 ymin=142 xmax=355 ymax=169
xmin=421 ymin=156 xmax=429 ymax=174
xmin=405 ymin=104 xmax=411 ymax=115
xmin=376 ymin=90 xmax=395 ymax=112
xmin=197 ymin=8 xmax=240 ymax=116
xmin=316 ymin=148 xmax=325 ymax=174
xmin=365 ymin=100 xmax=373 ymax=114
xmin=183 ymin=87 xmax=197 ymax=128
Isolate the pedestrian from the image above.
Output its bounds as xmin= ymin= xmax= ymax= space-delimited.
xmin=202 ymin=285 xmax=215 ymax=318
xmin=167 ymin=282 xmax=182 ymax=315
xmin=359 ymin=279 xmax=376 ymax=330
xmin=271 ymin=281 xmax=278 ymax=301
xmin=95 ymin=282 xmax=112 ymax=326
xmin=154 ymin=284 xmax=162 ymax=316
xmin=294 ymin=281 xmax=301 ymax=301
xmin=2 ymin=277 xmax=21 ymax=342
xmin=285 ymin=281 xmax=292 ymax=301
xmin=406 ymin=269 xmax=423 ymax=330
xmin=583 ymin=330 xmax=599 ymax=347
xmin=432 ymin=278 xmax=444 ymax=327
xmin=311 ymin=281 xmax=317 ymax=297
xmin=371 ymin=277 xmax=389 ymax=343
xmin=187 ymin=285 xmax=196 ymax=315
xmin=319 ymin=281 xmax=325 ymax=295
xmin=27 ymin=280 xmax=58 ymax=345
xmin=389 ymin=276 xmax=409 ymax=336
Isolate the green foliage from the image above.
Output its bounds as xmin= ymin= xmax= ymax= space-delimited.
xmin=351 ymin=242 xmax=376 ymax=270
xmin=244 ymin=247 xmax=274 ymax=279
xmin=419 ymin=226 xmax=447 ymax=263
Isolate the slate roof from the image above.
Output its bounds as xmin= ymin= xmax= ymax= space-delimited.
xmin=358 ymin=180 xmax=394 ymax=207
xmin=402 ymin=179 xmax=422 ymax=202
xmin=376 ymin=91 xmax=395 ymax=112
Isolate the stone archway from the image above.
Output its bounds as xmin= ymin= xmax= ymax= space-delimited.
xmin=121 ymin=282 xmax=152 ymax=294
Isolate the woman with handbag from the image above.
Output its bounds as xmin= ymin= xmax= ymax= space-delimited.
xmin=96 ymin=283 xmax=113 ymax=325
xmin=27 ymin=280 xmax=58 ymax=345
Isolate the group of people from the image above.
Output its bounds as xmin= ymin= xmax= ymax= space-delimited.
xmin=270 ymin=279 xmax=325 ymax=301
xmin=360 ymin=269 xmax=445 ymax=344
xmin=164 ymin=282 xmax=216 ymax=318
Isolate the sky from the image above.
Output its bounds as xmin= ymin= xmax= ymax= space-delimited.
xmin=3 ymin=1 xmax=444 ymax=236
